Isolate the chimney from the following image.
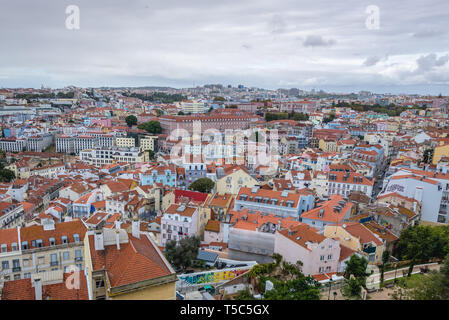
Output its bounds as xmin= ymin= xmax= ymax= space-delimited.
xmin=115 ymin=230 xmax=121 ymax=250
xmin=94 ymin=230 xmax=104 ymax=251
xmin=34 ymin=278 xmax=42 ymax=301
xmin=115 ymin=217 xmax=122 ymax=230
xmin=132 ymin=217 xmax=140 ymax=239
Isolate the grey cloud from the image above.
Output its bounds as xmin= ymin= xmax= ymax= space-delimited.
xmin=416 ymin=53 xmax=449 ymax=72
xmin=302 ymin=35 xmax=336 ymax=47
xmin=363 ymin=56 xmax=381 ymax=67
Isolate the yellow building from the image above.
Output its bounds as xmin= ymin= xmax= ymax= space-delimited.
xmin=433 ymin=143 xmax=449 ymax=165
xmin=319 ymin=139 xmax=337 ymax=152
xmin=140 ymin=136 xmax=158 ymax=152
xmin=216 ymin=166 xmax=259 ymax=196
xmin=324 ymin=222 xmax=384 ymax=265
xmin=115 ymin=137 xmax=136 ymax=148
xmin=84 ymin=225 xmax=177 ymax=300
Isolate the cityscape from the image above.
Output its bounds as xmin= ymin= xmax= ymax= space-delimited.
xmin=0 ymin=0 xmax=449 ymax=307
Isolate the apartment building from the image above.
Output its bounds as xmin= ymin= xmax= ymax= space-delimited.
xmin=139 ymin=136 xmax=158 ymax=152
xmin=84 ymin=221 xmax=177 ymax=300
xmin=0 ymin=137 xmax=26 ymax=152
xmin=0 ymin=219 xmax=86 ymax=282
xmin=234 ymin=186 xmax=314 ymax=220
xmin=324 ymin=222 xmax=385 ymax=264
xmin=115 ymin=137 xmax=135 ymax=148
xmin=80 ymin=147 xmax=147 ymax=166
xmin=180 ymin=100 xmax=206 ymax=114
xmin=300 ymin=195 xmax=354 ymax=230
xmin=140 ymin=164 xmax=177 ymax=187
xmin=326 ymin=171 xmax=375 ymax=198
xmin=160 ymin=204 xmax=198 ymax=247
xmin=0 ymin=202 xmax=24 ymax=230
xmin=26 ymin=133 xmax=53 ymax=152
xmin=275 ymin=224 xmax=341 ymax=276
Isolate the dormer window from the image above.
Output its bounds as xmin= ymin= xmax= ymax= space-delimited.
xmin=49 ymin=237 xmax=55 ymax=246
xmin=11 ymin=243 xmax=18 ymax=251
xmin=22 ymin=241 xmax=28 ymax=250
xmin=62 ymin=236 xmax=68 ymax=244
xmin=74 ymin=234 xmax=80 ymax=242
xmin=36 ymin=239 xmax=43 ymax=248
xmin=1 ymin=243 xmax=7 ymax=253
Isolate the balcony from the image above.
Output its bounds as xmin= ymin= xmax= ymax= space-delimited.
xmin=75 ymin=257 xmax=83 ymax=262
xmin=50 ymin=261 xmax=59 ymax=266
xmin=12 ymin=266 xmax=21 ymax=272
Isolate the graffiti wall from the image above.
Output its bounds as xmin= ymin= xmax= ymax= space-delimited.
xmin=178 ymin=268 xmax=250 ymax=285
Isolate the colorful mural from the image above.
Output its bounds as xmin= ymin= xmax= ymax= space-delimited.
xmin=178 ymin=268 xmax=250 ymax=285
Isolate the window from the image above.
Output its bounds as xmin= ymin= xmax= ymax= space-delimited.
xmin=21 ymin=241 xmax=28 ymax=250
xmin=73 ymin=234 xmax=80 ymax=242
xmin=11 ymin=242 xmax=17 ymax=251
xmin=14 ymin=274 xmax=20 ymax=280
xmin=319 ymin=267 xmax=324 ymax=273
xmin=61 ymin=236 xmax=68 ymax=244
xmin=2 ymin=261 xmax=9 ymax=270
xmin=36 ymin=239 xmax=43 ymax=248
xmin=63 ymin=251 xmax=70 ymax=260
xmin=75 ymin=250 xmax=82 ymax=262
xmin=320 ymin=255 xmax=325 ymax=261
xmin=327 ymin=254 xmax=332 ymax=260
xmin=24 ymin=272 xmax=31 ymax=279
xmin=12 ymin=259 xmax=20 ymax=271
xmin=1 ymin=244 xmax=6 ymax=253
xmin=50 ymin=253 xmax=58 ymax=266
xmin=49 ymin=237 xmax=55 ymax=246
xmin=95 ymin=279 xmax=105 ymax=288
xmin=76 ymin=263 xmax=82 ymax=271
xmin=37 ymin=256 xmax=44 ymax=265
xmin=326 ymin=266 xmax=331 ymax=272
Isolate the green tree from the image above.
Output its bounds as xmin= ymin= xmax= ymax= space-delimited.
xmin=188 ymin=178 xmax=215 ymax=193
xmin=164 ymin=236 xmax=201 ymax=271
xmin=137 ymin=121 xmax=163 ymax=134
xmin=213 ymin=96 xmax=226 ymax=102
xmin=380 ymin=250 xmax=390 ymax=286
xmin=344 ymin=255 xmax=370 ymax=287
xmin=263 ymin=276 xmax=321 ymax=300
xmin=0 ymin=163 xmax=15 ymax=182
xmin=178 ymin=111 xmax=185 ymax=115
xmin=125 ymin=115 xmax=138 ymax=127
xmin=342 ymin=277 xmax=362 ymax=299
xmin=147 ymin=150 xmax=155 ymax=160
xmin=234 ymin=289 xmax=254 ymax=300
xmin=423 ymin=148 xmax=433 ymax=164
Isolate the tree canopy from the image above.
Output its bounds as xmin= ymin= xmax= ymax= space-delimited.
xmin=0 ymin=163 xmax=15 ymax=182
xmin=265 ymin=112 xmax=309 ymax=122
xmin=188 ymin=178 xmax=215 ymax=194
xmin=394 ymin=225 xmax=449 ymax=263
xmin=164 ymin=236 xmax=201 ymax=271
xmin=137 ymin=121 xmax=163 ymax=134
xmin=125 ymin=115 xmax=138 ymax=127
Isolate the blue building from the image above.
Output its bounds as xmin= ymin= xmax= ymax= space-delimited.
xmin=140 ymin=165 xmax=177 ymax=187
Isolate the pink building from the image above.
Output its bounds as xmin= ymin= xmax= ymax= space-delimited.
xmin=274 ymin=224 xmax=341 ymax=276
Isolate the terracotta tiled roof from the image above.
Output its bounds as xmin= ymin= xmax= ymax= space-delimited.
xmin=278 ymin=223 xmax=325 ymax=251
xmin=1 ymin=272 xmax=89 ymax=300
xmin=88 ymin=233 xmax=174 ymax=288
xmin=20 ymin=220 xmax=87 ymax=247
xmin=205 ymin=219 xmax=220 ymax=233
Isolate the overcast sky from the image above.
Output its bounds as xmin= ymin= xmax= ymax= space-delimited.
xmin=1 ymin=0 xmax=449 ymax=94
